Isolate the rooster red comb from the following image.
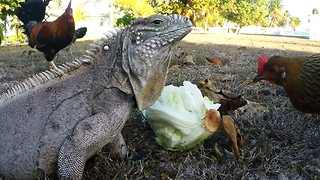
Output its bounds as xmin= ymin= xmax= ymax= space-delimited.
xmin=258 ymin=54 xmax=269 ymax=73
xmin=67 ymin=0 xmax=72 ymax=9
xmin=65 ymin=0 xmax=72 ymax=15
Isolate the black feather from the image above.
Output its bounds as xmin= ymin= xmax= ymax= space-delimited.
xmin=15 ymin=0 xmax=51 ymax=24
xmin=72 ymin=27 xmax=87 ymax=43
xmin=75 ymin=27 xmax=87 ymax=39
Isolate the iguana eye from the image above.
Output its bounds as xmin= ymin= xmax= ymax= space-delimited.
xmin=152 ymin=19 xmax=163 ymax=25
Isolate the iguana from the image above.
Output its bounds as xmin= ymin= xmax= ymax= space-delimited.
xmin=0 ymin=14 xmax=192 ymax=179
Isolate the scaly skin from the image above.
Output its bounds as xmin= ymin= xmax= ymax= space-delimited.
xmin=0 ymin=14 xmax=192 ymax=179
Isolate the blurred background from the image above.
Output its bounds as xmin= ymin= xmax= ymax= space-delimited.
xmin=1 ymin=0 xmax=320 ymax=44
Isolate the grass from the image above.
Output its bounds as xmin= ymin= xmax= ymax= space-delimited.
xmin=0 ymin=32 xmax=319 ymax=179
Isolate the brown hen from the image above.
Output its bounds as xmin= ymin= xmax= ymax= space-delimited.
xmin=253 ymin=54 xmax=320 ymax=114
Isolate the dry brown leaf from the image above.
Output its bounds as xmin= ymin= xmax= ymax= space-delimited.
xmin=182 ymin=54 xmax=195 ymax=65
xmin=205 ymin=57 xmax=229 ymax=65
xmin=220 ymin=75 xmax=235 ymax=82
xmin=160 ymin=172 xmax=169 ymax=180
xmin=197 ymin=78 xmax=219 ymax=92
xmin=237 ymin=46 xmax=247 ymax=50
xmin=220 ymin=90 xmax=241 ymax=99
xmin=198 ymin=78 xmax=247 ymax=113
xmin=221 ymin=115 xmax=244 ymax=159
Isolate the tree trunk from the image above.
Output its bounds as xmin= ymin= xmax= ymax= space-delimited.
xmin=4 ymin=21 xmax=8 ymax=45
xmin=236 ymin=26 xmax=242 ymax=34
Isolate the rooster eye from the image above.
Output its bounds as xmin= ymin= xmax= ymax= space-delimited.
xmin=269 ymin=67 xmax=275 ymax=73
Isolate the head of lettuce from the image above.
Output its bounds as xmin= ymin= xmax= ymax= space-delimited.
xmin=145 ymin=81 xmax=221 ymax=151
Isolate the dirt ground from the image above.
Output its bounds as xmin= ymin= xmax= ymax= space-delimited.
xmin=0 ymin=32 xmax=319 ymax=179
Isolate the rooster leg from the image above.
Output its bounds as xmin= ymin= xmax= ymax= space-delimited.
xmin=69 ymin=46 xmax=74 ymax=59
xmin=48 ymin=61 xmax=57 ymax=69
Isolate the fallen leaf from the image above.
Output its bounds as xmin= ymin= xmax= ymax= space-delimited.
xmin=183 ymin=54 xmax=195 ymax=65
xmin=205 ymin=57 xmax=229 ymax=65
xmin=198 ymin=78 xmax=247 ymax=113
xmin=221 ymin=115 xmax=244 ymax=159
xmin=237 ymin=46 xmax=246 ymax=50
xmin=197 ymin=78 xmax=219 ymax=92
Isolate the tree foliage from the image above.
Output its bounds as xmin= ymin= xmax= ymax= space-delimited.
xmin=0 ymin=0 xmax=23 ymax=44
xmin=114 ymin=0 xmax=155 ymax=26
xmin=312 ymin=8 xmax=319 ymax=15
xmin=220 ymin=0 xmax=267 ymax=32
xmin=115 ymin=0 xmax=155 ymax=17
xmin=73 ymin=1 xmax=89 ymax=23
xmin=289 ymin=17 xmax=301 ymax=30
xmin=278 ymin=10 xmax=290 ymax=27
xmin=10 ymin=16 xmax=24 ymax=41
xmin=0 ymin=0 xmax=21 ymax=21
xmin=267 ymin=0 xmax=284 ymax=27
xmin=0 ymin=23 xmax=4 ymax=44
xmin=116 ymin=13 xmax=135 ymax=27
xmin=149 ymin=0 xmax=268 ymax=30
xmin=149 ymin=0 xmax=225 ymax=27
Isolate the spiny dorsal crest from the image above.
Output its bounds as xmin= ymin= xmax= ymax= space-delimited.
xmin=0 ymin=28 xmax=122 ymax=103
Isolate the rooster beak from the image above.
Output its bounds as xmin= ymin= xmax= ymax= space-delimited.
xmin=253 ymin=75 xmax=264 ymax=83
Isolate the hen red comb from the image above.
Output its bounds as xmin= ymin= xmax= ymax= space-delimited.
xmin=258 ymin=54 xmax=269 ymax=73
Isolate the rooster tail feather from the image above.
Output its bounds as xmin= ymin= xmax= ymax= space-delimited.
xmin=70 ymin=27 xmax=87 ymax=44
xmin=14 ymin=8 xmax=28 ymax=25
xmin=15 ymin=0 xmax=51 ymax=25
xmin=75 ymin=27 xmax=87 ymax=39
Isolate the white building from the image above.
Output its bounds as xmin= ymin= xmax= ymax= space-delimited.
xmin=308 ymin=14 xmax=320 ymax=40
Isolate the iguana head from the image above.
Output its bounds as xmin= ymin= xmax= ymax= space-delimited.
xmin=122 ymin=14 xmax=192 ymax=110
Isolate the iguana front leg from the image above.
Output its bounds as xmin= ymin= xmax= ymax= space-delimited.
xmin=57 ymin=112 xmax=128 ymax=180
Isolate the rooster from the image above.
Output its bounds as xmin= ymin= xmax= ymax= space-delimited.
xmin=253 ymin=54 xmax=320 ymax=114
xmin=15 ymin=0 xmax=75 ymax=69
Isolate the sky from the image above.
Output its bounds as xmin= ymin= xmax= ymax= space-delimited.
xmin=282 ymin=0 xmax=320 ymax=18
xmin=282 ymin=0 xmax=320 ymax=27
